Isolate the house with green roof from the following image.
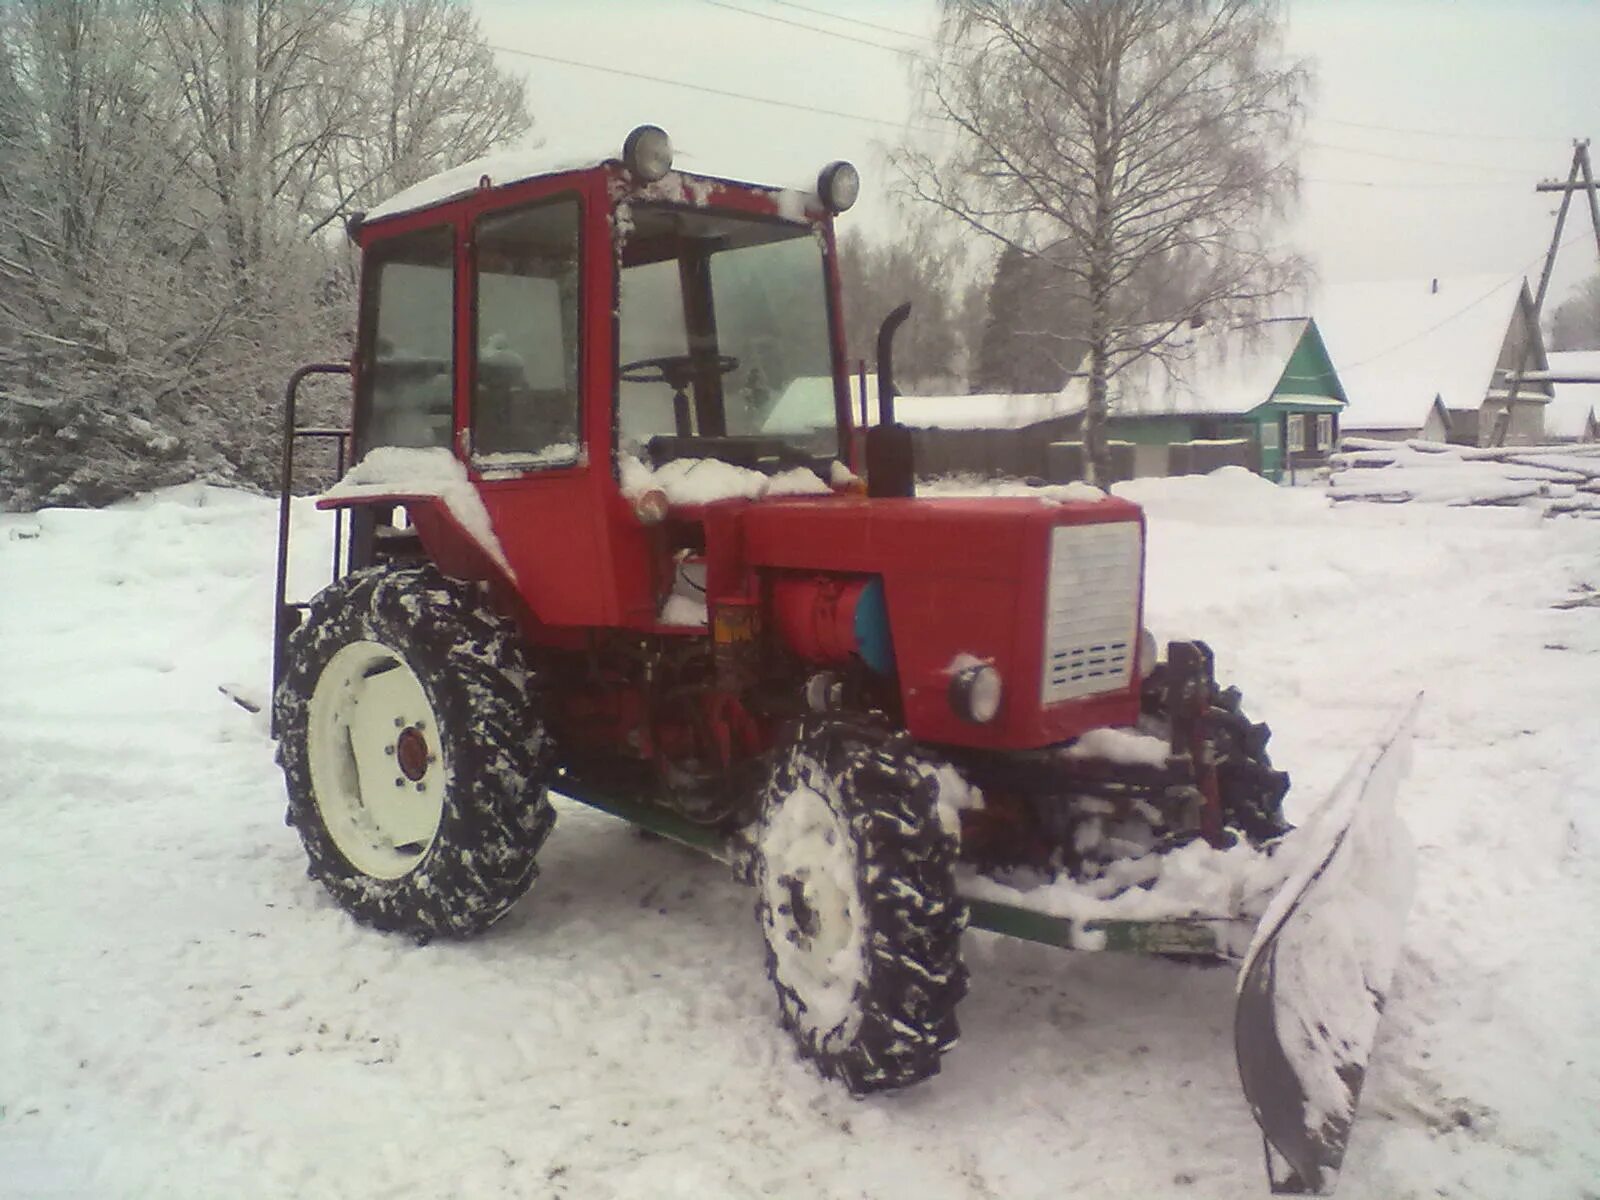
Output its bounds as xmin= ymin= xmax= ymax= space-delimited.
xmin=1058 ymin=316 xmax=1347 ymax=481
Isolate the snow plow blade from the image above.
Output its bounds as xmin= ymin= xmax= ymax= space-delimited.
xmin=1235 ymin=698 xmax=1420 ymax=1194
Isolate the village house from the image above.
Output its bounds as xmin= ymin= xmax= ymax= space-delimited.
xmin=1054 ymin=316 xmax=1347 ymax=482
xmin=769 ymin=315 xmax=1348 ymax=483
xmin=1314 ymin=275 xmax=1553 ymax=446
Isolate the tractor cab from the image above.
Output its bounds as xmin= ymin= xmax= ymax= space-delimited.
xmin=331 ymin=127 xmax=861 ymax=630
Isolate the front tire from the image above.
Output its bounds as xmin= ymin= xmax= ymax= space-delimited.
xmin=755 ymin=720 xmax=967 ymax=1094
xmin=274 ymin=565 xmax=554 ymax=939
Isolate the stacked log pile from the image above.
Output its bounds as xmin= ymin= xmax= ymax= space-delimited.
xmin=1328 ymin=438 xmax=1600 ymax=518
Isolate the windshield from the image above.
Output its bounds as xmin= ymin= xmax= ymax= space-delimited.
xmin=617 ymin=205 xmax=840 ymax=473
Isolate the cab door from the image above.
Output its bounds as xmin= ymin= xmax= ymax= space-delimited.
xmin=461 ymin=173 xmax=621 ymax=626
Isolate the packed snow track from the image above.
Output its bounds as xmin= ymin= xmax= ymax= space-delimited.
xmin=2 ymin=471 xmax=1597 ymax=1198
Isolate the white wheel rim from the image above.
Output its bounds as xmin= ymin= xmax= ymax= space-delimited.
xmin=306 ymin=639 xmax=447 ymax=880
xmin=760 ymin=782 xmax=866 ymax=1043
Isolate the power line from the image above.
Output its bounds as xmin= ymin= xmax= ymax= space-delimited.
xmin=1305 ymin=138 xmax=1545 ymax=177
xmin=698 ymin=0 xmax=917 ymax=53
xmin=1305 ymin=176 xmax=1528 ymax=191
xmin=754 ymin=0 xmax=939 ymax=44
xmin=1317 ymin=115 xmax=1575 ymax=145
xmin=479 ymin=41 xmax=943 ymax=134
xmin=1345 ymin=232 xmax=1591 ymax=370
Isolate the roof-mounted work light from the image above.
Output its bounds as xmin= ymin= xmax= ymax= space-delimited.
xmin=817 ymin=160 xmax=860 ymax=213
xmin=623 ymin=125 xmax=673 ymax=182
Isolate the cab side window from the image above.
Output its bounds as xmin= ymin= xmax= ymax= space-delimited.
xmin=362 ymin=225 xmax=455 ymax=453
xmin=473 ymin=198 xmax=583 ymax=467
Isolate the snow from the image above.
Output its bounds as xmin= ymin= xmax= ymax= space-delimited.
xmin=1311 ymin=275 xmax=1535 ymax=432
xmin=918 ymin=474 xmax=1109 ymax=505
xmin=1063 ymin=726 xmax=1171 ymax=767
xmin=1542 ymin=350 xmax=1600 ymax=440
xmin=365 ymin=137 xmax=828 ymax=224
xmin=3 ymin=473 xmax=1599 ymax=1198
xmin=961 ymin=836 xmax=1287 ymax=935
xmin=766 ymin=374 xmax=1086 ymax=433
xmin=365 ymin=146 xmax=608 ymax=222
xmin=321 ymin=446 xmax=515 ymax=578
xmin=618 ymin=453 xmax=830 ymax=506
xmin=1329 ymin=438 xmax=1600 ymax=514
xmin=1057 ymin=317 xmax=1334 ymax=419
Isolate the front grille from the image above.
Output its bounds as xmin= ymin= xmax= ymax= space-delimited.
xmin=1041 ymin=521 xmax=1141 ymax=704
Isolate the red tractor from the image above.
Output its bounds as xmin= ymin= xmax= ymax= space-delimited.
xmin=272 ymin=126 xmax=1414 ymax=1194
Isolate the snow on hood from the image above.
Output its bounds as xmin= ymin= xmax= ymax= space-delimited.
xmin=322 ymin=447 xmax=515 ymax=580
xmin=618 ymin=454 xmax=830 ymax=506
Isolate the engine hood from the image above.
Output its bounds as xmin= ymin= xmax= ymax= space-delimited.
xmin=741 ymin=493 xmax=1148 ymax=750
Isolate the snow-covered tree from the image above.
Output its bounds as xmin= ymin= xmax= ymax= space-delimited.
xmin=897 ymin=0 xmax=1309 ymax=482
xmin=0 ymin=0 xmax=531 ymax=510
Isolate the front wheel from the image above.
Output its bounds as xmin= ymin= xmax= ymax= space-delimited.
xmin=754 ymin=720 xmax=967 ymax=1094
xmin=274 ymin=565 xmax=554 ymax=939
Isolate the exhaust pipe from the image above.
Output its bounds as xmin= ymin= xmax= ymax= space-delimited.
xmin=866 ymin=301 xmax=914 ymax=499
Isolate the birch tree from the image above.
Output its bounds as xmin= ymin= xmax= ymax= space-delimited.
xmin=898 ymin=0 xmax=1309 ymax=482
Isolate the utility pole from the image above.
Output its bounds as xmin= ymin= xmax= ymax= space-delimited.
xmin=1495 ymin=140 xmax=1600 ymax=445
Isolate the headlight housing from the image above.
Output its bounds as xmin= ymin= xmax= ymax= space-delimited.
xmin=949 ymin=661 xmax=1002 ymax=724
xmin=817 ymin=160 xmax=860 ymax=213
xmin=623 ymin=124 xmax=673 ymax=182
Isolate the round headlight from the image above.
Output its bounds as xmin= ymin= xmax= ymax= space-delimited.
xmin=623 ymin=124 xmax=673 ymax=183
xmin=817 ymin=160 xmax=860 ymax=213
xmin=633 ymin=488 xmax=670 ymax=525
xmin=950 ymin=662 xmax=1002 ymax=724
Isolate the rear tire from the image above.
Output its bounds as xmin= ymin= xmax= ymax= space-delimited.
xmin=274 ymin=564 xmax=554 ymax=940
xmin=755 ymin=720 xmax=967 ymax=1094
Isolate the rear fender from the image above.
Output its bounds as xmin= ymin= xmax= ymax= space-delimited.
xmin=317 ymin=493 xmax=516 ymax=590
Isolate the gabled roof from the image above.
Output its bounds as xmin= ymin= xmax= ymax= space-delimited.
xmin=1055 ymin=316 xmax=1339 ymax=419
xmin=1312 ymin=275 xmax=1539 ymax=431
xmin=1544 ymin=350 xmax=1600 ymax=439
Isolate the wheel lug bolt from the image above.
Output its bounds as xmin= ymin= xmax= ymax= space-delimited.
xmin=414 ymin=782 xmax=425 ymax=793
xmin=384 ymin=745 xmax=395 ymax=756
xmin=394 ymin=778 xmax=405 ymax=787
xmin=394 ymin=717 xmax=404 ymax=728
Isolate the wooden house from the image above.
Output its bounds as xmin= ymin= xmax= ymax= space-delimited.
xmin=1055 ymin=316 xmax=1347 ymax=482
xmin=1314 ymin=276 xmax=1553 ymax=446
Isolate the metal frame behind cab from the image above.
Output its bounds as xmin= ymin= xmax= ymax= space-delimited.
xmin=271 ymin=361 xmax=352 ymax=733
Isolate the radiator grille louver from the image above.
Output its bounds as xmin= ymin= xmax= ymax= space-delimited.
xmin=1041 ymin=522 xmax=1141 ymax=704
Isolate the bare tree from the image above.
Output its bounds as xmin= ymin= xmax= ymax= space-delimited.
xmin=336 ymin=0 xmax=531 ymax=205
xmin=837 ymin=211 xmax=973 ymax=390
xmin=1551 ymin=272 xmax=1600 ymax=350
xmin=897 ymin=0 xmax=1309 ymax=482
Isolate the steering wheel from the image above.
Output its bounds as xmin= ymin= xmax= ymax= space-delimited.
xmin=619 ymin=353 xmax=740 ymax=389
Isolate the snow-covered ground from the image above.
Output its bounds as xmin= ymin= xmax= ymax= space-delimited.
xmin=3 ymin=472 xmax=1597 ymax=1199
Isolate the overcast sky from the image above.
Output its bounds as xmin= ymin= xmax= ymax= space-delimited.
xmin=472 ymin=0 xmax=1600 ymax=309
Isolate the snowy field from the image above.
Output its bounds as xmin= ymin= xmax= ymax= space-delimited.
xmin=3 ymin=472 xmax=1598 ymax=1199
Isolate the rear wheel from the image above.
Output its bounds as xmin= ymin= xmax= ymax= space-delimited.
xmin=274 ymin=565 xmax=554 ymax=939
xmin=755 ymin=720 xmax=967 ymax=1094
